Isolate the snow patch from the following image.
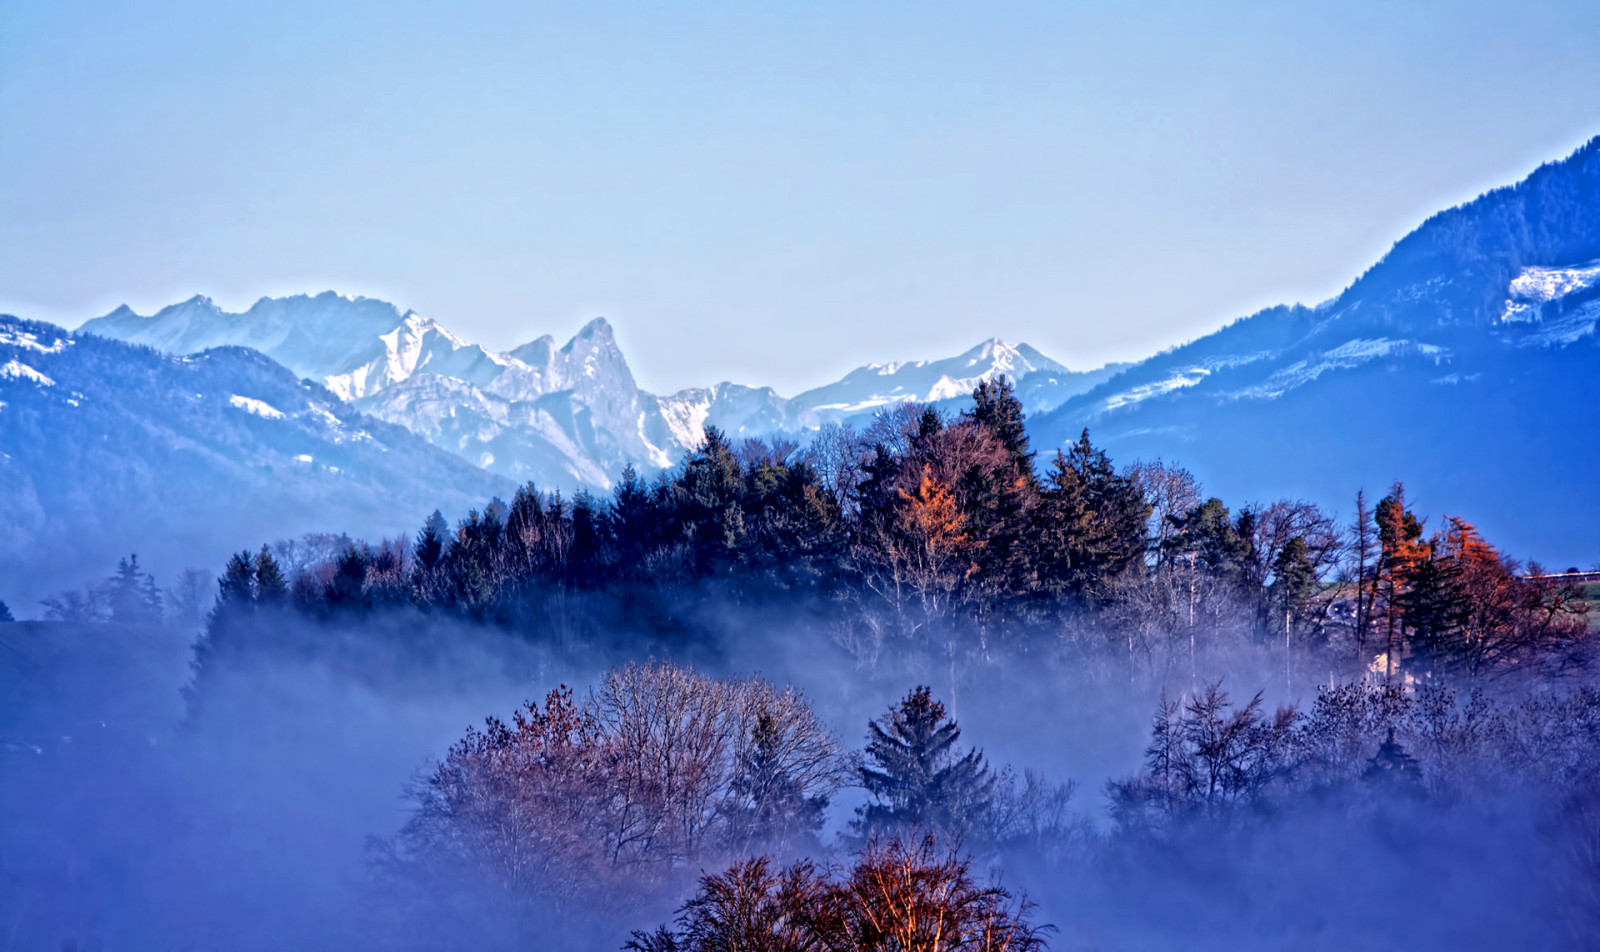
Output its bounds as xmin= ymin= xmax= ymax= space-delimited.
xmin=0 ymin=328 xmax=71 ymax=353
xmin=1502 ymin=259 xmax=1600 ymax=320
xmin=228 ymin=394 xmax=286 ymax=419
xmin=1236 ymin=339 xmax=1445 ymax=399
xmin=1 ymin=359 xmax=55 ymax=386
xmin=1102 ymin=368 xmax=1210 ymax=411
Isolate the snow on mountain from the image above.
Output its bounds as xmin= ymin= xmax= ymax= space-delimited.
xmin=82 ymin=295 xmax=1093 ymax=489
xmin=791 ymin=338 xmax=1068 ymax=414
xmin=1030 ymin=133 xmax=1600 ymax=566
xmin=1498 ymin=258 xmax=1600 ymax=346
xmin=0 ymin=313 xmax=514 ymax=609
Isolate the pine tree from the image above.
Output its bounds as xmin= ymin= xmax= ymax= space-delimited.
xmin=1374 ymin=484 xmax=1427 ymax=682
xmin=325 ymin=545 xmax=372 ymax=611
xmin=107 ymin=554 xmax=161 ymax=624
xmin=0 ymin=600 xmax=13 ymax=623
xmin=856 ymin=686 xmax=993 ymax=838
xmin=1031 ymin=431 xmax=1150 ymax=603
xmin=413 ymin=510 xmax=448 ymax=573
xmin=966 ymin=375 xmax=1035 ymax=480
xmin=254 ymin=546 xmax=288 ymax=607
xmin=215 ymin=550 xmax=257 ymax=615
xmin=609 ymin=463 xmax=657 ymax=566
xmin=677 ymin=426 xmax=748 ymax=574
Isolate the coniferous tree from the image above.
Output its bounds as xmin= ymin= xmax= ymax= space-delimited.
xmin=676 ymin=426 xmax=747 ymax=574
xmin=857 ymin=686 xmax=993 ymax=839
xmin=1375 ymin=484 xmax=1427 ymax=682
xmin=966 ymin=375 xmax=1035 ymax=482
xmin=609 ymin=463 xmax=657 ymax=568
xmin=413 ymin=511 xmax=448 ymax=574
xmin=107 ymin=554 xmax=162 ymax=624
xmin=1031 ymin=431 xmax=1150 ymax=603
xmin=325 ymin=545 xmax=372 ymax=612
xmin=0 ymin=600 xmax=13 ymax=623
xmin=254 ymin=546 xmax=288 ymax=607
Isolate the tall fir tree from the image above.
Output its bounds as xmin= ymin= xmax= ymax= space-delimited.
xmin=856 ymin=686 xmax=993 ymax=839
xmin=966 ymin=375 xmax=1036 ymax=482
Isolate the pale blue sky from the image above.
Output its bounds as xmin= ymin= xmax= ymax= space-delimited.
xmin=2 ymin=1 xmax=1597 ymax=393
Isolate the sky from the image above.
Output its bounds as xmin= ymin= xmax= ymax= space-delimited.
xmin=2 ymin=1 xmax=1598 ymax=395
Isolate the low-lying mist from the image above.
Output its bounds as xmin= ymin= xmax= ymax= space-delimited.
xmin=4 ymin=602 xmax=1595 ymax=952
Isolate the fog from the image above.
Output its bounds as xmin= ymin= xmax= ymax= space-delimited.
xmin=4 ymin=597 xmax=1592 ymax=952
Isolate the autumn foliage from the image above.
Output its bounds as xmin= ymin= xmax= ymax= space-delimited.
xmin=627 ymin=836 xmax=1052 ymax=952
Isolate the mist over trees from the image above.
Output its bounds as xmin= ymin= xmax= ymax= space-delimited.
xmin=9 ymin=375 xmax=1598 ymax=951
xmin=187 ymin=375 xmax=1590 ymax=704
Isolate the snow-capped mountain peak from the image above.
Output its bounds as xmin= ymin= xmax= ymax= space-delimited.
xmin=78 ymin=292 xmax=1097 ymax=489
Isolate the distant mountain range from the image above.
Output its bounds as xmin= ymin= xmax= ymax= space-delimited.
xmin=5 ymin=134 xmax=1598 ymax=607
xmin=79 ymin=296 xmax=1118 ymax=489
xmin=0 ymin=316 xmax=514 ymax=607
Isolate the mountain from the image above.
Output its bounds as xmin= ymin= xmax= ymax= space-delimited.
xmin=81 ymin=293 xmax=1100 ymax=488
xmin=0 ymin=315 xmax=515 ymax=609
xmin=1030 ymin=135 xmax=1600 ymax=566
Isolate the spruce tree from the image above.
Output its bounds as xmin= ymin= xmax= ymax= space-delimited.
xmin=107 ymin=554 xmax=162 ymax=624
xmin=0 ymin=600 xmax=13 ymax=623
xmin=856 ymin=686 xmax=993 ymax=839
xmin=254 ymin=546 xmax=288 ymax=607
xmin=1032 ymin=430 xmax=1151 ymax=602
xmin=966 ymin=375 xmax=1034 ymax=479
xmin=414 ymin=510 xmax=449 ymax=573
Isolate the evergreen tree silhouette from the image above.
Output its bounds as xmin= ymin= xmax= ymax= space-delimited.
xmin=856 ymin=686 xmax=993 ymax=838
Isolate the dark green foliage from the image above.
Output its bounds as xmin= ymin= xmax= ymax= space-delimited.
xmin=1271 ymin=536 xmax=1317 ymax=631
xmin=1031 ymin=431 xmax=1150 ymax=602
xmin=204 ymin=376 xmax=1586 ymax=689
xmin=856 ymin=686 xmax=993 ymax=839
xmin=254 ymin=546 xmax=288 ymax=607
xmin=967 ymin=374 xmax=1035 ymax=479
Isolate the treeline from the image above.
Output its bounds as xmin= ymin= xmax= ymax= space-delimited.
xmin=373 ymin=660 xmax=1600 ymax=949
xmin=201 ymin=376 xmax=1588 ymax=690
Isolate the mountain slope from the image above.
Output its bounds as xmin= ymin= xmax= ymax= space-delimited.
xmin=1030 ymin=135 xmax=1600 ymax=565
xmin=0 ymin=316 xmax=514 ymax=609
xmin=81 ymin=294 xmax=1098 ymax=488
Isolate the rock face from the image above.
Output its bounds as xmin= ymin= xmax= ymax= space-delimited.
xmin=1029 ymin=135 xmax=1600 ymax=565
xmin=0 ymin=314 xmax=515 ymax=608
xmin=81 ymin=292 xmax=1096 ymax=488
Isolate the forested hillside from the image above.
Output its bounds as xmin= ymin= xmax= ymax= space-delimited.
xmin=1032 ymin=136 xmax=1600 ymax=566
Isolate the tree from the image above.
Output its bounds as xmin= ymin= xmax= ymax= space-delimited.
xmin=1108 ymin=683 xmax=1299 ymax=834
xmin=1374 ymin=484 xmax=1427 ymax=682
xmin=857 ymin=686 xmax=993 ymax=839
xmin=107 ymin=554 xmax=161 ymax=624
xmin=0 ymin=600 xmax=12 ymax=623
xmin=381 ymin=663 xmax=845 ymax=925
xmin=41 ymin=587 xmax=105 ymax=623
xmin=414 ymin=509 xmax=449 ymax=573
xmin=254 ymin=546 xmax=288 ymax=606
xmin=629 ymin=837 xmax=1052 ymax=952
xmin=966 ymin=375 xmax=1035 ymax=481
xmin=1126 ymin=459 xmax=1202 ymax=569
xmin=1272 ymin=536 xmax=1318 ymax=692
xmin=1031 ymin=431 xmax=1150 ymax=604
xmin=676 ymin=426 xmax=749 ymax=574
xmin=1350 ymin=490 xmax=1378 ymax=667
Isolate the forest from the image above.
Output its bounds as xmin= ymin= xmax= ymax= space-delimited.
xmin=6 ymin=376 xmax=1599 ymax=951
